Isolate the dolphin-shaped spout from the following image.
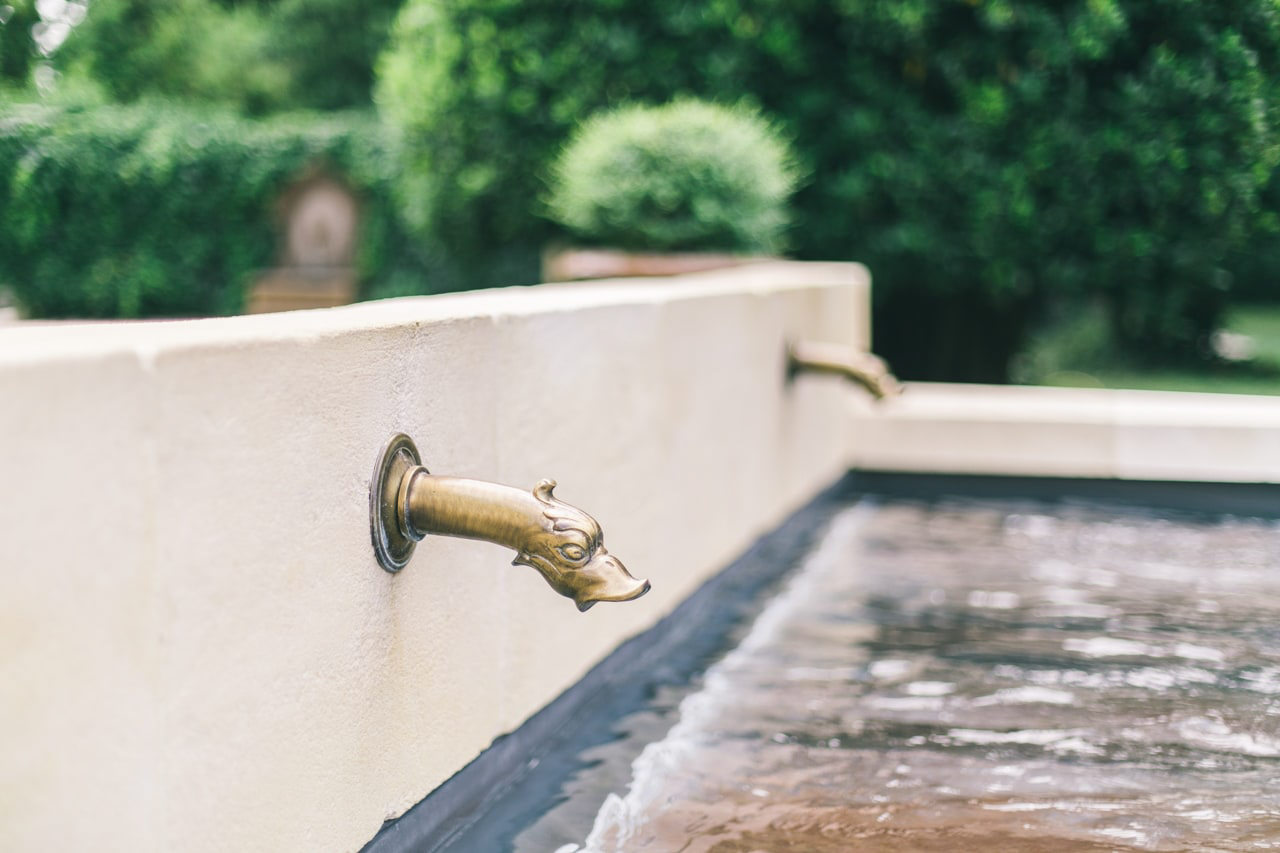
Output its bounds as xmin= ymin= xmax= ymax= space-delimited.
xmin=509 ymin=479 xmax=650 ymax=611
xmin=786 ymin=341 xmax=902 ymax=400
xmin=370 ymin=434 xmax=649 ymax=610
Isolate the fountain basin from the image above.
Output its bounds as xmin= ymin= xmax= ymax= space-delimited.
xmin=381 ymin=475 xmax=1280 ymax=851
xmin=4 ymin=258 xmax=1279 ymax=851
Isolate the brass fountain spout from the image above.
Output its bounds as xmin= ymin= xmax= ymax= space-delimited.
xmin=370 ymin=434 xmax=649 ymax=611
xmin=786 ymin=341 xmax=903 ymax=400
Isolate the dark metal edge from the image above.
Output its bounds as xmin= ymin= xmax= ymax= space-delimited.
xmin=846 ymin=471 xmax=1280 ymax=520
xmin=370 ymin=433 xmax=421 ymax=573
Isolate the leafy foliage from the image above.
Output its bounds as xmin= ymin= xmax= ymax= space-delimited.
xmin=1230 ymin=172 xmax=1280 ymax=303
xmin=52 ymin=0 xmax=401 ymax=113
xmin=376 ymin=0 xmax=751 ymax=284
xmin=54 ymin=0 xmax=293 ymax=113
xmin=0 ymin=0 xmax=37 ymax=87
xmin=265 ymin=0 xmax=403 ymax=111
xmin=0 ymin=103 xmax=433 ymax=318
xmin=379 ymin=0 xmax=1280 ymax=380
xmin=547 ymin=100 xmax=798 ymax=253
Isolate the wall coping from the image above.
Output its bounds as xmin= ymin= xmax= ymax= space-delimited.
xmin=852 ymin=381 xmax=1280 ymax=483
xmin=0 ymin=261 xmax=867 ymax=365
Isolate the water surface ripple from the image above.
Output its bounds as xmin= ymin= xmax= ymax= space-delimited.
xmin=544 ymin=499 xmax=1280 ymax=852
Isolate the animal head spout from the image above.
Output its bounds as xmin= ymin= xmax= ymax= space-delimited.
xmin=512 ymin=479 xmax=650 ymax=611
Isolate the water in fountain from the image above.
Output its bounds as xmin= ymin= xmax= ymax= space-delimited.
xmin=528 ymin=497 xmax=1280 ymax=852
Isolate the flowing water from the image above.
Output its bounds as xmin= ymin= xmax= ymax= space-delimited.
xmin=526 ymin=498 xmax=1280 ymax=852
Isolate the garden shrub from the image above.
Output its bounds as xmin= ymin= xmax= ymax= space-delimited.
xmin=546 ymin=99 xmax=798 ymax=253
xmin=378 ymin=0 xmax=1280 ymax=381
xmin=0 ymin=103 xmax=434 ymax=318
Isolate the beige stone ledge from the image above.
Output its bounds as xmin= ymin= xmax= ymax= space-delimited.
xmin=851 ymin=381 xmax=1280 ymax=483
xmin=0 ymin=261 xmax=866 ymax=852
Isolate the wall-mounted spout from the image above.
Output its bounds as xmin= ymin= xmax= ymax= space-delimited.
xmin=786 ymin=341 xmax=903 ymax=400
xmin=370 ymin=434 xmax=649 ymax=611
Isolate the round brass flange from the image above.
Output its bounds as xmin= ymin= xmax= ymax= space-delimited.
xmin=370 ymin=432 xmax=425 ymax=572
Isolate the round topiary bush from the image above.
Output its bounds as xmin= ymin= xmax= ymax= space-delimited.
xmin=546 ymin=100 xmax=799 ymax=254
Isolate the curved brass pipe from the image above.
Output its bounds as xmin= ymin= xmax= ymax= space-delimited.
xmin=371 ymin=434 xmax=649 ymax=611
xmin=786 ymin=341 xmax=903 ymax=400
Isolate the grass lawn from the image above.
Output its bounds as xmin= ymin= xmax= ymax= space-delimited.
xmin=1230 ymin=303 xmax=1280 ymax=365
xmin=1040 ymin=303 xmax=1280 ymax=396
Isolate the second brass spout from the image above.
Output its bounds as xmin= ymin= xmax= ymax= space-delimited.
xmin=371 ymin=434 xmax=649 ymax=611
xmin=787 ymin=341 xmax=903 ymax=400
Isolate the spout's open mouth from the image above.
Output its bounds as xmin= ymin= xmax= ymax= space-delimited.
xmin=575 ymin=577 xmax=651 ymax=612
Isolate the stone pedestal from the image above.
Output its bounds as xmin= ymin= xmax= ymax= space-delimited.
xmin=542 ymin=246 xmax=770 ymax=282
xmin=246 ymin=268 xmax=357 ymax=314
xmin=247 ymin=170 xmax=360 ymax=314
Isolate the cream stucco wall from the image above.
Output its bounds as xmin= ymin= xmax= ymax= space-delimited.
xmin=852 ymin=381 xmax=1280 ymax=482
xmin=0 ymin=262 xmax=866 ymax=852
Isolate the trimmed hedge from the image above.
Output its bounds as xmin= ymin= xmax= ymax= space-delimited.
xmin=379 ymin=0 xmax=1280 ymax=381
xmin=0 ymin=103 xmax=434 ymax=318
xmin=547 ymin=100 xmax=799 ymax=253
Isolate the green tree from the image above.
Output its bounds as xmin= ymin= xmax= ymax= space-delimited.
xmin=54 ymin=0 xmax=293 ymax=113
xmin=377 ymin=0 xmax=748 ymax=285
xmin=52 ymin=0 xmax=403 ymax=113
xmin=265 ymin=0 xmax=402 ymax=110
xmin=0 ymin=0 xmax=37 ymax=87
xmin=378 ymin=0 xmax=1280 ymax=380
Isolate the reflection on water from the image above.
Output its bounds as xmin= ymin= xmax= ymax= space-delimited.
xmin=537 ymin=499 xmax=1280 ymax=852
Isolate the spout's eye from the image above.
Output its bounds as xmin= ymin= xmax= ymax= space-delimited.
xmin=557 ymin=544 xmax=587 ymax=563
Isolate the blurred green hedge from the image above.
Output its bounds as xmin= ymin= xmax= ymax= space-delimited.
xmin=0 ymin=103 xmax=435 ymax=318
xmin=547 ymin=100 xmax=799 ymax=253
xmin=379 ymin=0 xmax=1280 ymax=381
